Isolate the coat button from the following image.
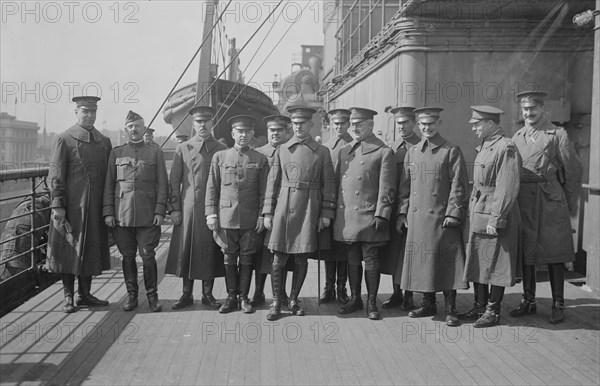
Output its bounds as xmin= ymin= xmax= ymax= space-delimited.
xmin=355 ymin=191 xmax=359 ymax=195
xmin=357 ymin=176 xmax=362 ymax=180
xmin=432 ymin=192 xmax=437 ymax=196
xmin=413 ymin=208 xmax=417 ymax=212
xmin=360 ymin=161 xmax=364 ymax=165
xmin=354 ymin=206 xmax=358 ymax=210
xmin=344 ymin=175 xmax=347 ymax=179
xmin=481 ymin=164 xmax=485 ymax=168
xmin=429 ymin=209 xmax=434 ymax=213
xmin=290 ymin=209 xmax=295 ymax=213
xmin=339 ymin=205 xmax=344 ymax=209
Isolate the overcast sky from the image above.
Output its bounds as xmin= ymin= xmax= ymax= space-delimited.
xmin=1 ymin=0 xmax=324 ymax=135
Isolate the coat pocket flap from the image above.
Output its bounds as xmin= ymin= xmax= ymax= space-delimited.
xmin=220 ymin=200 xmax=232 ymax=208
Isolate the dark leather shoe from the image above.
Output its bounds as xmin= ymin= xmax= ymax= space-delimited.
xmin=382 ymin=293 xmax=403 ymax=309
xmin=320 ymin=287 xmax=335 ymax=303
xmin=172 ymin=294 xmax=194 ymax=309
xmin=289 ymin=299 xmax=305 ymax=316
xmin=474 ymin=309 xmax=500 ymax=328
xmin=250 ymin=292 xmax=266 ymax=307
xmin=445 ymin=312 xmax=460 ymax=327
xmin=400 ymin=292 xmax=416 ymax=311
xmin=240 ymin=297 xmax=253 ymax=314
xmin=267 ymin=301 xmax=281 ymax=321
xmin=408 ymin=305 xmax=437 ymax=318
xmin=336 ymin=285 xmax=350 ymax=304
xmin=123 ymin=295 xmax=138 ymax=311
xmin=219 ymin=295 xmax=237 ymax=314
xmin=76 ymin=294 xmax=109 ymax=307
xmin=549 ymin=302 xmax=565 ymax=324
xmin=458 ymin=304 xmax=486 ymax=320
xmin=367 ymin=297 xmax=381 ymax=320
xmin=63 ymin=296 xmax=76 ymax=313
xmin=201 ymin=294 xmax=221 ymax=309
xmin=509 ymin=298 xmax=537 ymax=317
xmin=148 ymin=296 xmax=162 ymax=312
xmin=338 ymin=297 xmax=363 ymax=314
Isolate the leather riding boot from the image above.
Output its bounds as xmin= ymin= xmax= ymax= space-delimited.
xmin=238 ymin=264 xmax=253 ymax=313
xmin=458 ymin=282 xmax=487 ymax=320
xmin=510 ymin=264 xmax=537 ymax=317
xmin=409 ymin=292 xmax=437 ymax=318
xmin=76 ymin=275 xmax=109 ymax=306
xmin=444 ymin=290 xmax=460 ymax=327
xmin=122 ymin=260 xmax=139 ymax=311
xmin=474 ymin=301 xmax=501 ymax=328
xmin=251 ymin=272 xmax=267 ymax=307
xmin=201 ymin=279 xmax=221 ymax=309
xmin=365 ymin=270 xmax=381 ymax=320
xmin=338 ymin=264 xmax=364 ymax=314
xmin=336 ymin=261 xmax=350 ymax=303
xmin=280 ymin=272 xmax=290 ymax=306
xmin=320 ymin=260 xmax=336 ymax=303
xmin=289 ymin=263 xmax=308 ymax=316
xmin=401 ymin=291 xmax=416 ymax=311
xmin=548 ymin=263 xmax=565 ymax=324
xmin=172 ymin=278 xmax=194 ymax=309
xmin=267 ymin=267 xmax=284 ymax=321
xmin=219 ymin=265 xmax=239 ymax=314
xmin=62 ymin=274 xmax=76 ymax=313
xmin=382 ymin=284 xmax=403 ymax=309
xmin=144 ymin=263 xmax=162 ymax=312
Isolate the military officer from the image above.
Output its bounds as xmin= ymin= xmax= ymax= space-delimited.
xmin=263 ymin=106 xmax=337 ymax=320
xmin=333 ymin=107 xmax=396 ymax=320
xmin=206 ymin=115 xmax=269 ymax=314
xmin=320 ymin=108 xmax=353 ymax=304
xmin=103 ymin=111 xmax=168 ymax=312
xmin=46 ymin=96 xmax=112 ymax=313
xmin=398 ymin=107 xmax=469 ymax=327
xmin=165 ymin=106 xmax=227 ymax=310
xmin=509 ymin=91 xmax=583 ymax=324
xmin=143 ymin=127 xmax=160 ymax=147
xmin=381 ymin=106 xmax=420 ymax=311
xmin=252 ymin=115 xmax=294 ymax=307
xmin=458 ymin=106 xmax=522 ymax=327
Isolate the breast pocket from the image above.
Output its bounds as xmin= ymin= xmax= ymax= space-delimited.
xmin=116 ymin=160 xmax=133 ymax=181
xmin=139 ymin=160 xmax=157 ymax=181
xmin=245 ymin=163 xmax=260 ymax=183
xmin=223 ymin=164 xmax=237 ymax=186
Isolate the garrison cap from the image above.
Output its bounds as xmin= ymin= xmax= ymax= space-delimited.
xmin=349 ymin=107 xmax=378 ymax=123
xmin=144 ymin=127 xmax=155 ymax=133
xmin=469 ymin=105 xmax=504 ymax=123
xmin=414 ymin=107 xmax=444 ymax=123
xmin=72 ymin=96 xmax=100 ymax=110
xmin=188 ymin=105 xmax=216 ymax=119
xmin=389 ymin=106 xmax=416 ymax=123
xmin=328 ymin=109 xmax=351 ymax=124
xmin=516 ymin=91 xmax=548 ymax=107
xmin=264 ymin=115 xmax=291 ymax=129
xmin=125 ymin=110 xmax=144 ymax=124
xmin=228 ymin=115 xmax=255 ymax=130
xmin=287 ymin=106 xmax=317 ymax=123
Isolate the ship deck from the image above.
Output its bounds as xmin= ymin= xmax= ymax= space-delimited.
xmin=1 ymin=224 xmax=599 ymax=385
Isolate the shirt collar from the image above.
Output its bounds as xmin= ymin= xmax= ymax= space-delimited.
xmin=418 ymin=133 xmax=446 ymax=152
xmin=68 ymin=124 xmax=102 ymax=143
xmin=286 ymin=135 xmax=319 ymax=151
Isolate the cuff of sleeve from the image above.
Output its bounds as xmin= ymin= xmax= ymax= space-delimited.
xmin=320 ymin=208 xmax=336 ymax=219
xmin=206 ymin=214 xmax=218 ymax=219
xmin=154 ymin=204 xmax=167 ymax=217
xmin=488 ymin=216 xmax=507 ymax=229
xmin=102 ymin=207 xmax=115 ymax=217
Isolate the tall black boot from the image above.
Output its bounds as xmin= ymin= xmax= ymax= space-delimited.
xmin=219 ymin=264 xmax=238 ymax=313
xmin=267 ymin=267 xmax=284 ymax=321
xmin=251 ymin=271 xmax=267 ymax=307
xmin=320 ymin=260 xmax=336 ymax=303
xmin=239 ymin=263 xmax=253 ymax=313
xmin=289 ymin=263 xmax=308 ymax=316
xmin=401 ymin=291 xmax=416 ymax=311
xmin=365 ymin=270 xmax=381 ymax=320
xmin=338 ymin=264 xmax=364 ymax=314
xmin=444 ymin=290 xmax=459 ymax=327
xmin=144 ymin=263 xmax=162 ymax=312
xmin=122 ymin=260 xmax=139 ymax=311
xmin=458 ymin=282 xmax=487 ymax=320
xmin=172 ymin=278 xmax=194 ymax=309
xmin=382 ymin=284 xmax=403 ymax=309
xmin=280 ymin=271 xmax=290 ymax=306
xmin=474 ymin=285 xmax=504 ymax=328
xmin=76 ymin=275 xmax=108 ymax=306
xmin=201 ymin=280 xmax=221 ymax=309
xmin=548 ymin=263 xmax=565 ymax=324
xmin=510 ymin=264 xmax=537 ymax=317
xmin=409 ymin=292 xmax=437 ymax=318
xmin=62 ymin=273 xmax=76 ymax=313
xmin=336 ymin=261 xmax=349 ymax=303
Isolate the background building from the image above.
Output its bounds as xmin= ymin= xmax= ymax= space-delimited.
xmin=0 ymin=113 xmax=39 ymax=168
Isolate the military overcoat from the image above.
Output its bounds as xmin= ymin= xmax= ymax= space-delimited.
xmin=464 ymin=131 xmax=522 ymax=287
xmin=164 ymin=136 xmax=227 ymax=280
xmin=46 ymin=125 xmax=112 ymax=276
xmin=511 ymin=119 xmax=583 ymax=264
xmin=398 ymin=133 xmax=469 ymax=292
xmin=264 ymin=135 xmax=336 ymax=255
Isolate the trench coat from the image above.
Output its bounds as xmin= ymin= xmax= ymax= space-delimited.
xmin=333 ymin=134 xmax=396 ymax=243
xmin=380 ymin=132 xmax=421 ymax=279
xmin=164 ymin=136 xmax=227 ymax=280
xmin=398 ymin=133 xmax=469 ymax=292
xmin=263 ymin=135 xmax=337 ymax=255
xmin=464 ymin=131 xmax=522 ymax=287
xmin=46 ymin=125 xmax=112 ymax=276
xmin=512 ymin=119 xmax=583 ymax=264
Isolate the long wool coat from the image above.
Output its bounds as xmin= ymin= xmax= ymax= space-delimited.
xmin=512 ymin=119 xmax=583 ymax=264
xmin=380 ymin=131 xmax=421 ymax=279
xmin=398 ymin=133 xmax=469 ymax=292
xmin=464 ymin=132 xmax=522 ymax=287
xmin=264 ymin=135 xmax=336 ymax=255
xmin=46 ymin=125 xmax=112 ymax=276
xmin=164 ymin=136 xmax=227 ymax=280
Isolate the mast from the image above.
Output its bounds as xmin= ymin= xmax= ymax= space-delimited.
xmin=195 ymin=0 xmax=218 ymax=106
